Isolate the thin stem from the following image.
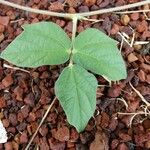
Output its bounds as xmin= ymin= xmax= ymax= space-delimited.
xmin=115 ymin=9 xmax=150 ymax=14
xmin=117 ymin=111 xmax=149 ymax=115
xmin=69 ymin=16 xmax=78 ymax=65
xmin=129 ymin=82 xmax=150 ymax=106
xmin=25 ymin=97 xmax=57 ymax=150
xmin=0 ymin=0 xmax=150 ymax=18
xmin=72 ymin=16 xmax=78 ymax=43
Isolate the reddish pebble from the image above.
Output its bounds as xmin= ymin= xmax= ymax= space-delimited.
xmin=0 ymin=24 xmax=4 ymax=33
xmin=111 ymin=139 xmax=119 ymax=149
xmin=52 ymin=126 xmax=70 ymax=142
xmin=48 ymin=2 xmax=64 ymax=12
xmin=21 ymin=105 xmax=30 ymax=118
xmin=0 ymin=16 xmax=10 ymax=26
xmin=118 ymin=132 xmax=132 ymax=142
xmin=70 ymin=128 xmax=79 ymax=142
xmin=101 ymin=112 xmax=110 ymax=128
xmin=117 ymin=143 xmax=129 ymax=150
xmin=0 ymin=97 xmax=6 ymax=108
xmin=49 ymin=138 xmax=65 ymax=150
xmin=2 ymin=119 xmax=10 ymax=128
xmin=146 ymin=75 xmax=150 ymax=84
xmin=20 ymin=132 xmax=28 ymax=144
xmin=108 ymin=85 xmax=122 ymax=97
xmin=110 ymin=24 xmax=120 ymax=35
xmin=137 ymin=70 xmax=146 ymax=82
xmin=137 ymin=20 xmax=148 ymax=33
xmin=39 ymin=125 xmax=48 ymax=136
xmin=130 ymin=13 xmax=139 ymax=20
xmin=2 ymin=74 xmax=13 ymax=88
xmin=4 ymin=142 xmax=13 ymax=150
xmin=0 ymin=33 xmax=4 ymax=43
xmin=9 ymin=113 xmax=18 ymax=126
xmin=85 ymin=0 xmax=96 ymax=6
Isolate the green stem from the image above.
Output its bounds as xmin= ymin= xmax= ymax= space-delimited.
xmin=72 ymin=16 xmax=78 ymax=44
xmin=69 ymin=16 xmax=78 ymax=66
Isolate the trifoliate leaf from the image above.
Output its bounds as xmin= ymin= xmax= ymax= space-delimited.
xmin=55 ymin=64 xmax=97 ymax=132
xmin=1 ymin=22 xmax=71 ymax=67
xmin=72 ymin=28 xmax=127 ymax=81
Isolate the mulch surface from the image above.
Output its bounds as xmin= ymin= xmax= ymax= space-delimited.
xmin=0 ymin=0 xmax=150 ymax=149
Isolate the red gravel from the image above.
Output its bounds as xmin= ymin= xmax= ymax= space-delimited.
xmin=0 ymin=0 xmax=150 ymax=150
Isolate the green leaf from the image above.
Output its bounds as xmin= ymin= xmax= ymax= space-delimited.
xmin=55 ymin=64 xmax=97 ymax=132
xmin=1 ymin=22 xmax=71 ymax=67
xmin=72 ymin=28 xmax=127 ymax=81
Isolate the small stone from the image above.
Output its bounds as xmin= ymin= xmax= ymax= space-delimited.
xmin=78 ymin=6 xmax=89 ymax=13
xmin=101 ymin=112 xmax=110 ymax=128
xmin=39 ymin=125 xmax=48 ymax=136
xmin=110 ymin=24 xmax=120 ymax=35
xmin=39 ymin=137 xmax=49 ymax=150
xmin=141 ymin=63 xmax=150 ymax=71
xmin=145 ymin=140 xmax=150 ymax=149
xmin=2 ymin=119 xmax=10 ymax=128
xmin=0 ymin=97 xmax=6 ymax=108
xmin=130 ymin=13 xmax=139 ymax=20
xmin=17 ymin=122 xmax=27 ymax=132
xmin=137 ymin=20 xmax=148 ymax=33
xmin=142 ymin=119 xmax=150 ymax=129
xmin=117 ymin=143 xmax=129 ymax=150
xmin=0 ymin=33 xmax=4 ymax=43
xmin=13 ymin=86 xmax=23 ymax=101
xmin=90 ymin=131 xmax=109 ymax=150
xmin=49 ymin=138 xmax=65 ymax=150
xmin=0 ymin=24 xmax=4 ymax=33
xmin=20 ymin=132 xmax=28 ymax=144
xmin=28 ymin=112 xmax=36 ymax=122
xmin=9 ymin=113 xmax=18 ymax=126
xmin=137 ymin=70 xmax=145 ymax=82
xmin=127 ymin=53 xmax=138 ymax=63
xmin=66 ymin=0 xmax=82 ymax=8
xmin=21 ymin=105 xmax=30 ymax=118
xmin=118 ymin=132 xmax=132 ymax=142
xmin=146 ymin=75 xmax=150 ymax=84
xmin=68 ymin=7 xmax=76 ymax=13
xmin=107 ymin=85 xmax=123 ymax=98
xmin=2 ymin=74 xmax=13 ymax=88
xmin=52 ymin=126 xmax=70 ymax=142
xmin=85 ymin=0 xmax=96 ymax=6
xmin=134 ymin=44 xmax=142 ymax=51
xmin=70 ymin=128 xmax=79 ymax=142
xmin=33 ymin=0 xmax=40 ymax=4
xmin=12 ymin=141 xmax=19 ymax=150
xmin=121 ymin=15 xmax=130 ymax=25
xmin=4 ymin=142 xmax=13 ymax=150
xmin=48 ymin=2 xmax=64 ymax=12
xmin=0 ymin=16 xmax=10 ymax=26
xmin=143 ymin=4 xmax=149 ymax=10
xmin=111 ymin=139 xmax=119 ymax=149
xmin=24 ymin=93 xmax=35 ymax=107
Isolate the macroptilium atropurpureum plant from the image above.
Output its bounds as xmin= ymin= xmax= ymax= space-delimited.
xmin=0 ymin=14 xmax=127 ymax=132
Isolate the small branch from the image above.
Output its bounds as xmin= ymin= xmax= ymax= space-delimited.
xmin=0 ymin=0 xmax=149 ymax=18
xmin=3 ymin=63 xmax=30 ymax=73
xmin=129 ymin=82 xmax=150 ymax=106
xmin=115 ymin=9 xmax=150 ymax=14
xmin=25 ymin=97 xmax=57 ymax=150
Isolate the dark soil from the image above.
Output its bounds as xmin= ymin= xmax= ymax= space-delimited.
xmin=0 ymin=0 xmax=150 ymax=150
